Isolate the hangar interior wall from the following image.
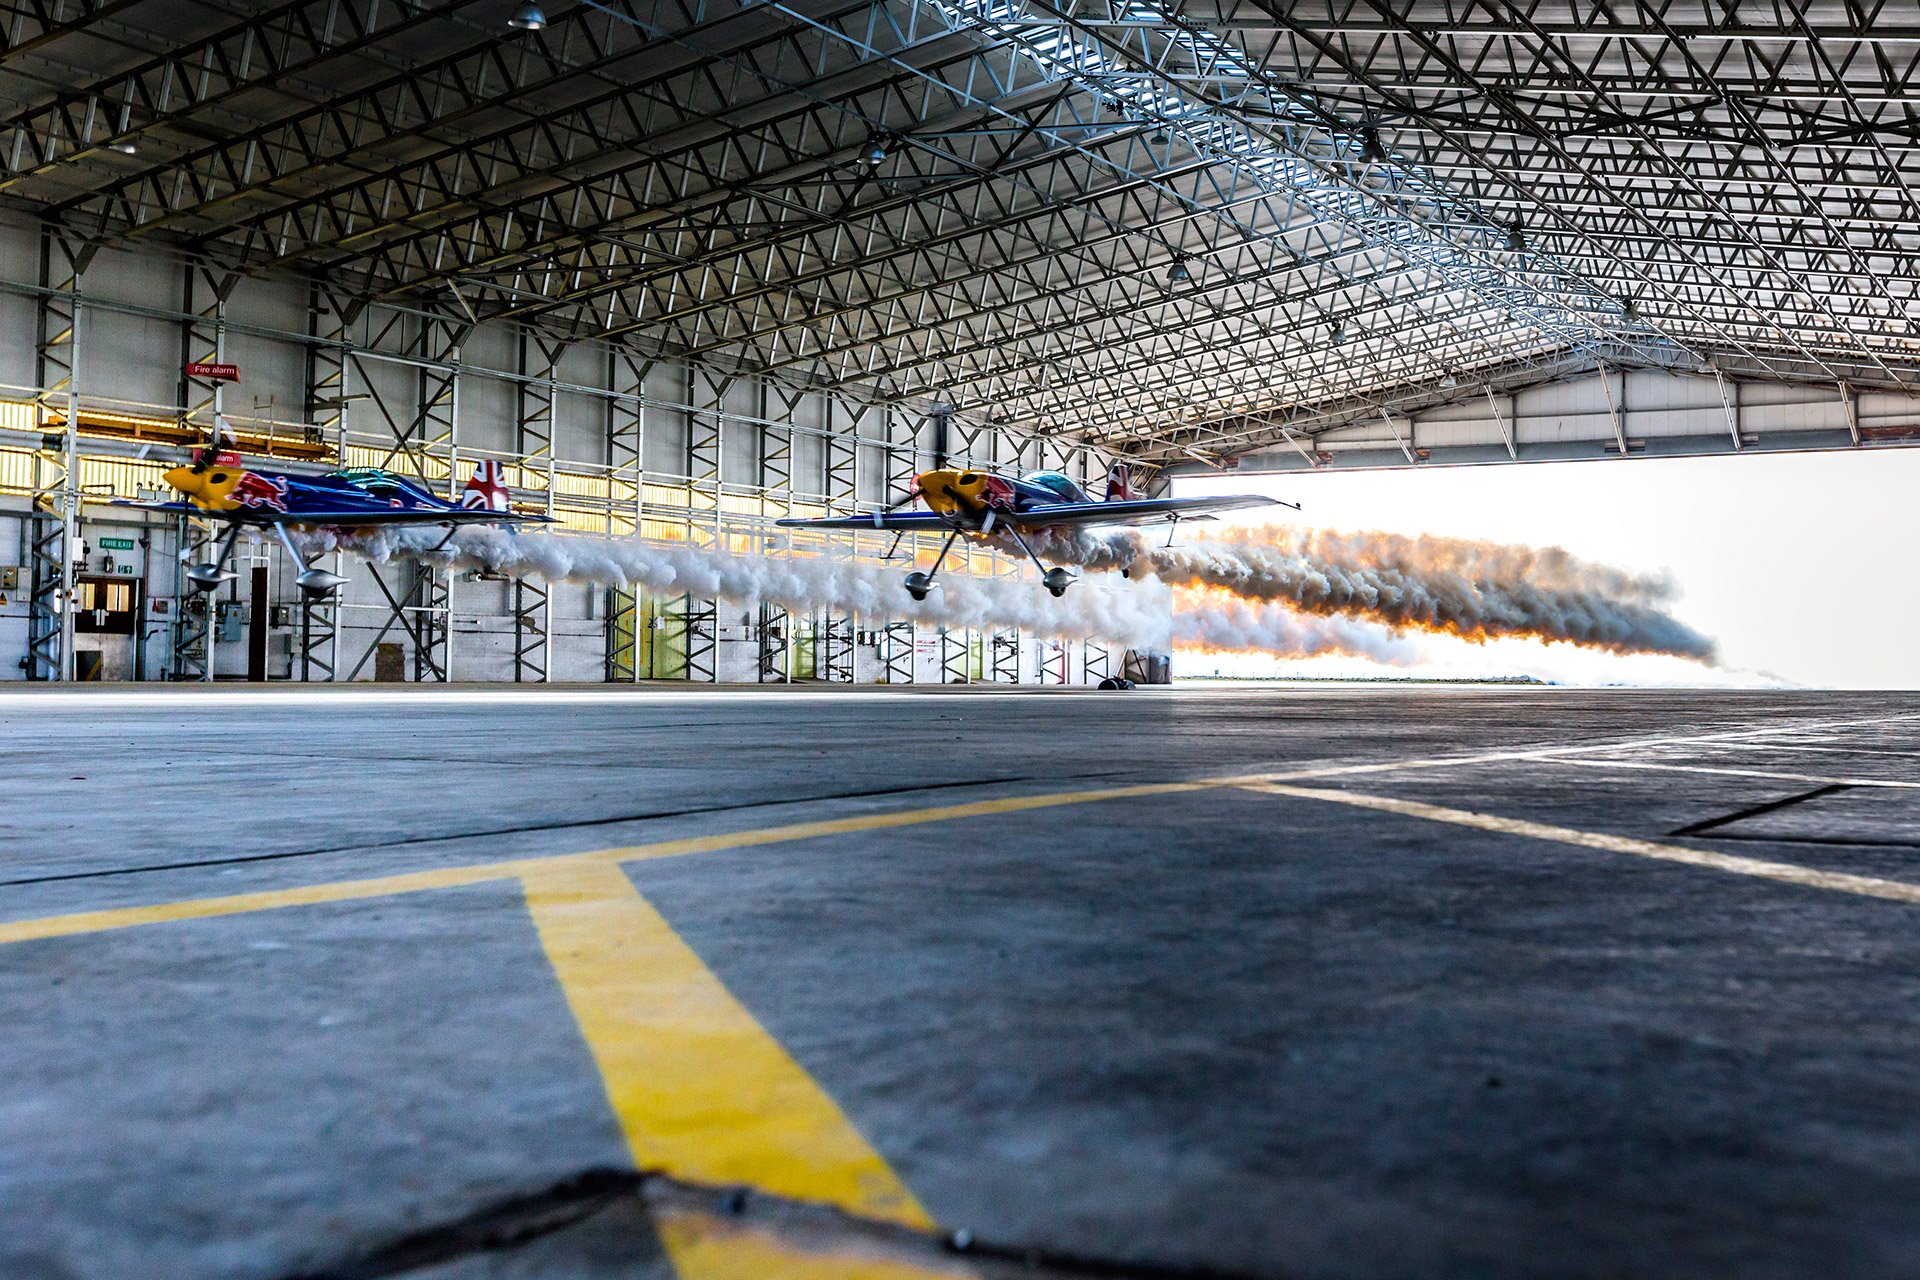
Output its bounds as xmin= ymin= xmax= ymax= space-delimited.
xmin=1218 ymin=365 xmax=1920 ymax=474
xmin=0 ymin=213 xmax=1119 ymax=685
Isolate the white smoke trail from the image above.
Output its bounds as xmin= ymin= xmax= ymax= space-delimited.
xmin=1028 ymin=526 xmax=1717 ymax=661
xmin=1171 ymin=594 xmax=1425 ymax=665
xmin=294 ymin=525 xmax=1174 ymax=650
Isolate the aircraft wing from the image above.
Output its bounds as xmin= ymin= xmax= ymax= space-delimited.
xmin=774 ymin=511 xmax=955 ymax=532
xmin=110 ymin=499 xmax=555 ymax=526
xmin=113 ymin=499 xmax=199 ymax=515
xmin=1007 ymin=494 xmax=1279 ymax=528
xmin=268 ymin=508 xmax=558 ymax=527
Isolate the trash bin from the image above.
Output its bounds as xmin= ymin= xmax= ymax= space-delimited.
xmin=374 ymin=642 xmax=405 ymax=683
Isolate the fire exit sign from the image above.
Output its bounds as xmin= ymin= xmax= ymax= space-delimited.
xmin=98 ymin=537 xmax=135 ymax=550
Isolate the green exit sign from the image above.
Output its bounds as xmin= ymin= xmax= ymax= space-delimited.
xmin=98 ymin=537 xmax=135 ymax=551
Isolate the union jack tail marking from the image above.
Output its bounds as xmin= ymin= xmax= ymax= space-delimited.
xmin=461 ymin=460 xmax=510 ymax=512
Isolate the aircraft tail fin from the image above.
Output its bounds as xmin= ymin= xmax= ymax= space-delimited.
xmin=1104 ymin=462 xmax=1138 ymax=502
xmin=460 ymin=459 xmax=511 ymax=512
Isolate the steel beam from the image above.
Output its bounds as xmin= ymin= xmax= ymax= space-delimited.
xmin=27 ymin=222 xmax=85 ymax=682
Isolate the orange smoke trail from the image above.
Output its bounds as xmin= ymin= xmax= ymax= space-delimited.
xmin=1034 ymin=524 xmax=1717 ymax=661
xmin=1171 ymin=587 xmax=1423 ymax=662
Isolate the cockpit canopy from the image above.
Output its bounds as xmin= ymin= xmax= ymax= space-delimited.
xmin=1021 ymin=470 xmax=1091 ymax=503
xmin=325 ymin=467 xmax=437 ymax=502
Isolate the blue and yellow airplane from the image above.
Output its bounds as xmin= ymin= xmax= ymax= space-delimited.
xmin=119 ymin=448 xmax=552 ymax=596
xmin=776 ymin=463 xmax=1285 ymax=599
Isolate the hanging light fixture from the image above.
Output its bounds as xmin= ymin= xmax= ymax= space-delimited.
xmin=1505 ymin=222 xmax=1527 ymax=252
xmin=863 ymin=137 xmax=888 ymax=166
xmin=1166 ymin=258 xmax=1192 ymax=284
xmin=1356 ymin=128 xmax=1385 ymax=163
xmin=509 ymin=2 xmax=546 ymax=30
xmin=107 ymin=138 xmax=138 ymax=154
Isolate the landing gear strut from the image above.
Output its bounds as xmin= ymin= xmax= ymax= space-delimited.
xmin=183 ymin=525 xmax=242 ymax=592
xmin=901 ymin=520 xmax=1077 ymax=601
xmin=185 ymin=522 xmax=349 ymax=598
xmin=269 ymin=523 xmax=346 ymax=597
xmin=1005 ymin=526 xmax=1076 ymax=597
xmin=904 ymin=526 xmax=961 ymax=601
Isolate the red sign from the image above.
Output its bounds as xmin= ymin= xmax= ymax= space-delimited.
xmin=184 ymin=361 xmax=240 ymax=382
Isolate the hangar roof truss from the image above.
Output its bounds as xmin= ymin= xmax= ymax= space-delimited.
xmin=1 ymin=0 xmax=1914 ymax=463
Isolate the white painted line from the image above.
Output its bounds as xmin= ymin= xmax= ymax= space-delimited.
xmin=1226 ymin=711 xmax=1920 ymax=788
xmin=1677 ymin=741 xmax=1920 ymax=763
xmin=1546 ymin=757 xmax=1920 ymax=790
xmin=1239 ymin=782 xmax=1920 ymax=906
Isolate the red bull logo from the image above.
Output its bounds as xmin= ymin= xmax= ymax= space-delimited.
xmin=230 ymin=471 xmax=289 ymax=513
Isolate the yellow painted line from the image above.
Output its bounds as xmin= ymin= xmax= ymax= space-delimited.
xmin=0 ymin=859 xmax=549 ymax=945
xmin=0 ymin=780 xmax=1216 ymax=946
xmin=652 ymin=1209 xmax=972 ymax=1279
xmin=522 ymin=859 xmax=961 ymax=1280
xmin=522 ymin=858 xmax=929 ymax=1223
xmin=1240 ymin=782 xmax=1920 ymax=906
xmin=585 ymin=780 xmax=1218 ymax=868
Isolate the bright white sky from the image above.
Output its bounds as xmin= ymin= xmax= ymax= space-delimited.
xmin=1173 ymin=448 xmax=1920 ymax=690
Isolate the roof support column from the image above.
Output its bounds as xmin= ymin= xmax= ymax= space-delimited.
xmin=167 ymin=261 xmax=238 ymax=682
xmin=882 ymin=401 xmax=920 ymax=685
xmin=512 ymin=330 xmax=565 ymax=684
xmin=682 ymin=365 xmax=724 ymax=682
xmin=820 ymin=392 xmax=861 ymax=685
xmin=409 ymin=317 xmax=464 ymax=682
xmin=604 ymin=348 xmax=648 ymax=683
xmin=294 ymin=281 xmax=356 ymax=683
xmin=27 ymin=222 xmax=89 ymax=682
xmin=757 ymin=380 xmax=792 ymax=683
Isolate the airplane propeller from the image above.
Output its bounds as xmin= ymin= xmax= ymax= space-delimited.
xmin=870 ymin=480 xmax=923 ymax=544
xmin=878 ymin=481 xmax=921 ymax=513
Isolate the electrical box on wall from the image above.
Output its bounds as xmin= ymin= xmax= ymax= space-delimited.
xmin=0 ymin=567 xmax=17 ymax=591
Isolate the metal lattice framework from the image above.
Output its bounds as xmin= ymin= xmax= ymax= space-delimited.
xmin=2 ymin=0 xmax=1915 ymax=468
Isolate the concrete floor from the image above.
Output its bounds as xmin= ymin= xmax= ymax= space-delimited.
xmin=4 ymin=684 xmax=1919 ymax=1280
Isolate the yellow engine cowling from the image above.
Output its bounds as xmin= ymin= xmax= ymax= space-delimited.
xmin=915 ymin=468 xmax=1009 ymax=516
xmin=163 ymin=461 xmax=248 ymax=511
